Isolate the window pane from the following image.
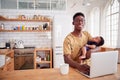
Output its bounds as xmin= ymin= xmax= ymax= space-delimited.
xmin=35 ymin=0 xmax=50 ymax=10
xmin=1 ymin=0 xmax=17 ymax=9
xmin=51 ymin=0 xmax=66 ymax=10
xmin=104 ymin=0 xmax=119 ymax=47
xmin=18 ymin=1 xmax=34 ymax=9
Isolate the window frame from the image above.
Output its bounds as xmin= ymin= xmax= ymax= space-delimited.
xmin=104 ymin=0 xmax=119 ymax=47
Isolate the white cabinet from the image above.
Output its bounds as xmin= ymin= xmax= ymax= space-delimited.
xmin=53 ymin=15 xmax=72 ymax=68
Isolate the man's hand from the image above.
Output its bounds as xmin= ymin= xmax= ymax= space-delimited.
xmin=78 ymin=64 xmax=90 ymax=75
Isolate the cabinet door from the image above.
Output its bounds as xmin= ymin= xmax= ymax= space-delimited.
xmin=1 ymin=0 xmax=17 ymax=9
xmin=3 ymin=59 xmax=14 ymax=71
xmin=14 ymin=57 xmax=20 ymax=70
xmin=14 ymin=56 xmax=25 ymax=70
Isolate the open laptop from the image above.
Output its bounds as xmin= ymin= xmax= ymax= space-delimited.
xmin=77 ymin=50 xmax=118 ymax=78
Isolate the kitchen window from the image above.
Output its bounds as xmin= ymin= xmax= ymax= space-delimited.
xmin=0 ymin=0 xmax=17 ymax=9
xmin=104 ymin=0 xmax=119 ymax=47
xmin=0 ymin=0 xmax=67 ymax=11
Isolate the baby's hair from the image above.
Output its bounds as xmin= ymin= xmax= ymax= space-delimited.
xmin=97 ymin=36 xmax=104 ymax=46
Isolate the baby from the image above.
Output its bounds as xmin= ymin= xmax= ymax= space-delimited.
xmin=80 ymin=36 xmax=104 ymax=59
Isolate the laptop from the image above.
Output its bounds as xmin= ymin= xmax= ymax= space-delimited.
xmin=77 ymin=50 xmax=118 ymax=78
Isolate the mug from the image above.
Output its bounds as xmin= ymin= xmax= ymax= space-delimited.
xmin=60 ymin=63 xmax=69 ymax=75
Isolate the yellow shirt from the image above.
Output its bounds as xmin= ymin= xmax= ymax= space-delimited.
xmin=63 ymin=31 xmax=92 ymax=61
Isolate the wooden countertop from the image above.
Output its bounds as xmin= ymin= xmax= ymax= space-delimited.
xmin=0 ymin=64 xmax=120 ymax=80
xmin=0 ymin=49 xmax=14 ymax=55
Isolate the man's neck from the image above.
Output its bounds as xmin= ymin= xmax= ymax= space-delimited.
xmin=72 ymin=30 xmax=82 ymax=37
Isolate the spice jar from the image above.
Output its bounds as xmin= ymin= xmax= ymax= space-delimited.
xmin=0 ymin=23 xmax=5 ymax=30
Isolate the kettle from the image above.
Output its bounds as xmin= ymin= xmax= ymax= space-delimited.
xmin=15 ymin=40 xmax=24 ymax=48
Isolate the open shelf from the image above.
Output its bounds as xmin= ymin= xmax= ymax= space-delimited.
xmin=34 ymin=48 xmax=52 ymax=69
xmin=0 ymin=30 xmax=51 ymax=32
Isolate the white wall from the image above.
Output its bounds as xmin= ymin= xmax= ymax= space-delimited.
xmin=0 ymin=10 xmax=54 ymax=48
xmin=86 ymin=0 xmax=109 ymax=36
xmin=53 ymin=14 xmax=73 ymax=68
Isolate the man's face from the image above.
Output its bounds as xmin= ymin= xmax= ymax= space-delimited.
xmin=73 ymin=16 xmax=85 ymax=31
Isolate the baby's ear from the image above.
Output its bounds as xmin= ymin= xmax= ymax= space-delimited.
xmin=72 ymin=22 xmax=74 ymax=25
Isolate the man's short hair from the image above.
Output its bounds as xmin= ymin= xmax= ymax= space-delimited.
xmin=73 ymin=12 xmax=85 ymax=20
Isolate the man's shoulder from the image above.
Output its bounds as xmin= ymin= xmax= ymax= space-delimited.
xmin=64 ymin=33 xmax=74 ymax=42
xmin=65 ymin=33 xmax=73 ymax=38
xmin=82 ymin=31 xmax=91 ymax=37
xmin=82 ymin=31 xmax=90 ymax=34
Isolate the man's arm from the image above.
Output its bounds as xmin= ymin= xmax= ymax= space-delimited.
xmin=64 ymin=54 xmax=80 ymax=68
xmin=64 ymin=54 xmax=90 ymax=74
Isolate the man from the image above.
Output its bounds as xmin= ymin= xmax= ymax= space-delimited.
xmin=63 ymin=12 xmax=92 ymax=74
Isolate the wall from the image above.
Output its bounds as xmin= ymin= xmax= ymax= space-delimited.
xmin=0 ymin=32 xmax=51 ymax=48
xmin=0 ymin=0 xmax=111 ymax=48
xmin=0 ymin=9 xmax=54 ymax=48
xmin=86 ymin=0 xmax=108 ymax=34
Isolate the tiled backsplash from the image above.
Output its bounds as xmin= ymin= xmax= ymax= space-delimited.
xmin=0 ymin=10 xmax=53 ymax=48
xmin=0 ymin=32 xmax=52 ymax=48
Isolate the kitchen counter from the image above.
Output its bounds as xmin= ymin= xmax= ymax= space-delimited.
xmin=14 ymin=47 xmax=35 ymax=54
xmin=0 ymin=64 xmax=120 ymax=80
xmin=0 ymin=49 xmax=14 ymax=55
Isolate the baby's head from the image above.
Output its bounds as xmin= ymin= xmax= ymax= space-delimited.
xmin=91 ymin=36 xmax=104 ymax=46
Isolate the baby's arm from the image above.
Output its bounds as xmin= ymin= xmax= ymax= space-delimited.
xmin=86 ymin=44 xmax=96 ymax=49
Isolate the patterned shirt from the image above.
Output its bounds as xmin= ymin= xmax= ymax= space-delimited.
xmin=63 ymin=31 xmax=92 ymax=61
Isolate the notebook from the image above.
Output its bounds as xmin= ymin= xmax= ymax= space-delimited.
xmin=78 ymin=50 xmax=118 ymax=78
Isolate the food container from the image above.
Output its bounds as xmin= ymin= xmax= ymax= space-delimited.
xmin=0 ymin=23 xmax=5 ymax=30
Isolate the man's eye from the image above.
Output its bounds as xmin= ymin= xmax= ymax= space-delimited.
xmin=75 ymin=19 xmax=85 ymax=22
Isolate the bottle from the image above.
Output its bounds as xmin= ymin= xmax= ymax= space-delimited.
xmin=0 ymin=23 xmax=5 ymax=30
xmin=47 ymin=54 xmax=50 ymax=61
xmin=22 ymin=25 xmax=25 ymax=30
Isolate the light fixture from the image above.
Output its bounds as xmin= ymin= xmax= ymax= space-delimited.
xmin=82 ymin=0 xmax=91 ymax=6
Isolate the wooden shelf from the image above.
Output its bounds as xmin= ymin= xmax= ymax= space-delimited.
xmin=0 ymin=15 xmax=52 ymax=32
xmin=0 ymin=30 xmax=51 ymax=32
xmin=0 ymin=16 xmax=51 ymax=22
xmin=34 ymin=48 xmax=52 ymax=69
xmin=36 ymin=61 xmax=51 ymax=64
